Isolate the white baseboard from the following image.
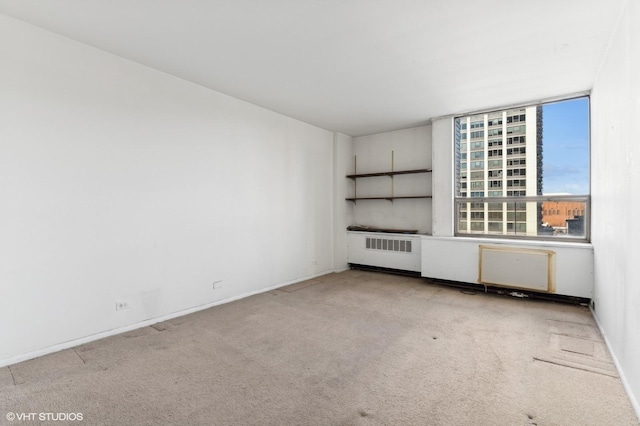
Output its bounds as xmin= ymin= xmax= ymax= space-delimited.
xmin=591 ymin=306 xmax=640 ymax=422
xmin=0 ymin=270 xmax=336 ymax=369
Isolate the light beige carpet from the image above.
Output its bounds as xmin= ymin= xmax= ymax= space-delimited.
xmin=0 ymin=270 xmax=637 ymax=425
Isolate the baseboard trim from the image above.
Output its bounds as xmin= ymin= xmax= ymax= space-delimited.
xmin=0 ymin=269 xmax=335 ymax=369
xmin=591 ymin=306 xmax=640 ymax=422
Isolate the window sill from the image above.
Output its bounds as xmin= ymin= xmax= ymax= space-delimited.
xmin=422 ymin=235 xmax=593 ymax=249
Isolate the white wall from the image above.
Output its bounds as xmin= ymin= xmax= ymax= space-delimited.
xmin=333 ymin=132 xmax=354 ymax=270
xmin=0 ymin=15 xmax=343 ymax=366
xmin=591 ymin=0 xmax=640 ymax=416
xmin=350 ymin=126 xmax=432 ymax=234
xmin=431 ymin=118 xmax=454 ymax=236
xmin=422 ymin=236 xmax=593 ymax=299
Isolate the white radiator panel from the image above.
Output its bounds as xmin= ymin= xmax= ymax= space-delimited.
xmin=347 ymin=231 xmax=422 ymax=272
xmin=421 ymin=236 xmax=593 ymax=298
xmin=478 ymin=245 xmax=556 ymax=293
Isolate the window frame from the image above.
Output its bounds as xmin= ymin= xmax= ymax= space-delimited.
xmin=453 ymin=95 xmax=591 ymax=243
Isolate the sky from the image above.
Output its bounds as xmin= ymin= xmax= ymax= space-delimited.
xmin=541 ymin=97 xmax=589 ymax=195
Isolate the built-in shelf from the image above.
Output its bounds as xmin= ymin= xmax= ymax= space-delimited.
xmin=346 ymin=152 xmax=432 ymax=203
xmin=345 ymin=196 xmax=432 ymax=202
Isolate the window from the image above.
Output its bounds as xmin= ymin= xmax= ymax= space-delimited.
xmin=454 ymin=97 xmax=590 ymax=240
xmin=507 ymin=212 xmax=527 ymax=221
xmin=488 ymin=222 xmax=503 ymax=232
xmin=507 ymin=169 xmax=526 ymax=177
xmin=507 ymin=125 xmax=526 ymax=134
xmin=507 ymin=179 xmax=526 ymax=187
xmin=507 ymin=136 xmax=526 ymax=145
xmin=507 ymin=158 xmax=526 ymax=166
xmin=507 ymin=114 xmax=526 ymax=123
xmin=507 ymin=223 xmax=527 ymax=233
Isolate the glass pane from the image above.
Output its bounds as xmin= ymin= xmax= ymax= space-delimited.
xmin=455 ymin=199 xmax=587 ymax=238
xmin=454 ymin=97 xmax=589 ymax=240
xmin=542 ymin=98 xmax=590 ymax=194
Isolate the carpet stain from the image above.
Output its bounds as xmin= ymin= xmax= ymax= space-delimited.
xmin=151 ymin=322 xmax=169 ymax=332
xmin=358 ymin=409 xmax=369 ymax=417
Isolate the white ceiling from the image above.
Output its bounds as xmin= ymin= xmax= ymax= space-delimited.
xmin=0 ymin=0 xmax=626 ymax=136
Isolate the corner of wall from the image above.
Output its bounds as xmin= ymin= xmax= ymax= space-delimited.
xmin=333 ymin=132 xmax=354 ymax=271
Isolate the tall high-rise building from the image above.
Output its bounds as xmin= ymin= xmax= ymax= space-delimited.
xmin=455 ymin=106 xmax=542 ymax=236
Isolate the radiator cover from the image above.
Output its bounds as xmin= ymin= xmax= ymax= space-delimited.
xmin=478 ymin=245 xmax=556 ymax=293
xmin=347 ymin=231 xmax=422 ymax=272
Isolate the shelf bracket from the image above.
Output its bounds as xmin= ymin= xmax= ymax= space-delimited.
xmin=353 ymin=155 xmax=357 ymax=204
xmin=391 ymin=151 xmax=394 ymax=202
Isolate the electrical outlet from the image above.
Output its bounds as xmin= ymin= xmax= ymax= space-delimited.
xmin=212 ymin=280 xmax=222 ymax=289
xmin=115 ymin=301 xmax=131 ymax=311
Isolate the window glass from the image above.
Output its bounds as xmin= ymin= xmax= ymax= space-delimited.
xmin=454 ymin=97 xmax=590 ymax=240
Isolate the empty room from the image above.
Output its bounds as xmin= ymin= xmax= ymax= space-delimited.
xmin=1 ymin=1 xmax=639 ymax=425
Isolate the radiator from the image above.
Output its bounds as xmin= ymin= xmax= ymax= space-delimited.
xmin=347 ymin=231 xmax=422 ymax=272
xmin=478 ymin=245 xmax=556 ymax=293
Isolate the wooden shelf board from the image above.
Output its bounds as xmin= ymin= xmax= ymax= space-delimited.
xmin=346 ymin=168 xmax=432 ymax=179
xmin=345 ymin=196 xmax=432 ymax=201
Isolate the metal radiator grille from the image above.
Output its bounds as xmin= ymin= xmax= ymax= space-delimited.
xmin=365 ymin=237 xmax=412 ymax=253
